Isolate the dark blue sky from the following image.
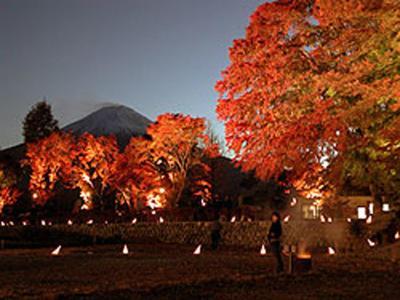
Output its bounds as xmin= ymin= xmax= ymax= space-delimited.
xmin=0 ymin=0 xmax=264 ymax=148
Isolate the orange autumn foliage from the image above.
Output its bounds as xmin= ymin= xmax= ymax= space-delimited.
xmin=146 ymin=113 xmax=219 ymax=207
xmin=24 ymin=131 xmax=75 ymax=205
xmin=24 ymin=131 xmax=119 ymax=208
xmin=0 ymin=187 xmax=20 ymax=214
xmin=23 ymin=114 xmax=219 ymax=210
xmin=216 ymin=0 xmax=400 ymax=191
xmin=72 ymin=133 xmax=119 ymax=209
xmin=111 ymin=136 xmax=158 ymax=209
xmin=0 ymin=162 xmax=20 ymax=213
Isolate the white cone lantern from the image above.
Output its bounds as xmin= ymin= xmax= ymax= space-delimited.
xmin=51 ymin=245 xmax=62 ymax=256
xmin=260 ymin=244 xmax=267 ymax=256
xmin=193 ymin=244 xmax=202 ymax=255
xmin=122 ymin=244 xmax=129 ymax=255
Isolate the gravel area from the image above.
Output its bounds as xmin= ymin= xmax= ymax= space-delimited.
xmin=0 ymin=244 xmax=399 ymax=299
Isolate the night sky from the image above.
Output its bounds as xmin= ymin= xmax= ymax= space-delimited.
xmin=0 ymin=0 xmax=264 ymax=148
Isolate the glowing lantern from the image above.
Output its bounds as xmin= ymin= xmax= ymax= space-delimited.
xmin=0 ymin=221 xmax=5 ymax=227
xmin=22 ymin=221 xmax=28 ymax=226
xmin=230 ymin=216 xmax=236 ymax=223
xmin=87 ymin=219 xmax=93 ymax=225
xmin=357 ymin=207 xmax=367 ymax=220
xmin=32 ymin=192 xmax=38 ymax=200
xmin=41 ymin=220 xmax=46 ymax=226
xmin=51 ymin=245 xmax=62 ymax=256
xmin=328 ymin=247 xmax=336 ymax=255
xmin=67 ymin=219 xmax=73 ymax=225
xmin=159 ymin=187 xmax=166 ymax=194
xmin=159 ymin=217 xmax=164 ymax=223
xmin=327 ymin=217 xmax=332 ymax=223
xmin=201 ymin=198 xmax=206 ymax=207
xmin=368 ymin=203 xmax=374 ymax=214
xmin=290 ymin=197 xmax=297 ymax=207
xmin=320 ymin=215 xmax=326 ymax=223
xmin=131 ymin=218 xmax=137 ymax=224
xmin=395 ymin=232 xmax=399 ymax=240
xmin=193 ymin=244 xmax=202 ymax=255
xmin=382 ymin=203 xmax=390 ymax=212
xmin=366 ymin=215 xmax=372 ymax=224
xmin=260 ymin=244 xmax=267 ymax=256
xmin=151 ymin=210 xmax=156 ymax=215
xmin=122 ymin=244 xmax=129 ymax=255
xmin=104 ymin=220 xmax=108 ymax=225
xmin=346 ymin=218 xmax=352 ymax=223
xmin=367 ymin=239 xmax=376 ymax=247
xmin=283 ymin=215 xmax=290 ymax=223
xmin=9 ymin=221 xmax=14 ymax=226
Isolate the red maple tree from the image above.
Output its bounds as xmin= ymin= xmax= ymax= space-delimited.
xmin=146 ymin=113 xmax=219 ymax=208
xmin=24 ymin=131 xmax=76 ymax=205
xmin=0 ymin=162 xmax=20 ymax=213
xmin=111 ymin=136 xmax=159 ymax=210
xmin=72 ymin=133 xmax=120 ymax=210
xmin=216 ymin=0 xmax=400 ymax=198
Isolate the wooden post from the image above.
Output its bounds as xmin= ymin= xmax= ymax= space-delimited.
xmin=288 ymin=244 xmax=296 ymax=274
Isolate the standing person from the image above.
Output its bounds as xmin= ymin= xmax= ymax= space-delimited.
xmin=211 ymin=214 xmax=222 ymax=250
xmin=268 ymin=212 xmax=284 ymax=273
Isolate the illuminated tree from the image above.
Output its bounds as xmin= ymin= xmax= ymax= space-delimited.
xmin=216 ymin=0 xmax=400 ymax=202
xmin=338 ymin=103 xmax=400 ymax=204
xmin=0 ymin=187 xmax=20 ymax=214
xmin=23 ymin=131 xmax=75 ymax=205
xmin=111 ymin=136 xmax=159 ymax=210
xmin=24 ymin=132 xmax=120 ymax=210
xmin=0 ymin=162 xmax=20 ymax=213
xmin=147 ymin=113 xmax=219 ymax=208
xmin=72 ymin=133 xmax=119 ymax=210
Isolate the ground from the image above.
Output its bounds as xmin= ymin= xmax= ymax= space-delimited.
xmin=0 ymin=244 xmax=399 ymax=299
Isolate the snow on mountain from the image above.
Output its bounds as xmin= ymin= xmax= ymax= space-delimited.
xmin=63 ymin=104 xmax=152 ymax=147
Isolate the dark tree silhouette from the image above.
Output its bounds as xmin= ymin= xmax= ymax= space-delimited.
xmin=22 ymin=100 xmax=59 ymax=143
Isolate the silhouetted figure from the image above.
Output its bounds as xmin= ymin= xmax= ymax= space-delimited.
xmin=268 ymin=212 xmax=284 ymax=273
xmin=211 ymin=216 xmax=222 ymax=250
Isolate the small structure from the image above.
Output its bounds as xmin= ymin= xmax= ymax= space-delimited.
xmin=193 ymin=244 xmax=201 ymax=255
xmin=51 ymin=245 xmax=62 ymax=256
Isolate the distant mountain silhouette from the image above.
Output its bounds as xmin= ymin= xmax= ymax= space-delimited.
xmin=63 ymin=105 xmax=152 ymax=148
xmin=0 ymin=104 xmax=152 ymax=162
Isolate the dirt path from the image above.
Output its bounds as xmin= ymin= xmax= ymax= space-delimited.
xmin=0 ymin=244 xmax=399 ymax=299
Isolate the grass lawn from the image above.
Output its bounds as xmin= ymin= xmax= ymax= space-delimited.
xmin=0 ymin=243 xmax=399 ymax=299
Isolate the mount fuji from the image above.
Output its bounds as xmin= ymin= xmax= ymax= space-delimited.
xmin=0 ymin=104 xmax=152 ymax=161
xmin=63 ymin=104 xmax=152 ymax=148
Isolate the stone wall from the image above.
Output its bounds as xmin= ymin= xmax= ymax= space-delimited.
xmin=46 ymin=220 xmax=350 ymax=249
xmin=2 ymin=220 xmax=398 ymax=259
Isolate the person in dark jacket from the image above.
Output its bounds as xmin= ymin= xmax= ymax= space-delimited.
xmin=268 ymin=212 xmax=284 ymax=273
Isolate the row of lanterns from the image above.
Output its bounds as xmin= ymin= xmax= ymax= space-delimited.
xmin=0 ymin=217 xmax=167 ymax=227
xmin=50 ymin=243 xmax=342 ymax=257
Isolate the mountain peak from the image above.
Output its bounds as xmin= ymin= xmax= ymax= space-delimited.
xmin=63 ymin=104 xmax=152 ymax=147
